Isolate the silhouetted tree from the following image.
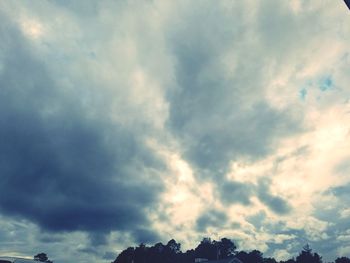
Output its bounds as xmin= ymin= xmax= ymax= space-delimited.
xmin=194 ymin=238 xmax=217 ymax=260
xmin=34 ymin=253 xmax=53 ymax=263
xmin=236 ymin=250 xmax=263 ymax=263
xmin=335 ymin=257 xmax=350 ymax=263
xmin=280 ymin=259 xmax=296 ymax=263
xmin=296 ymin=244 xmax=322 ymax=263
xmin=134 ymin=243 xmax=147 ymax=263
xmin=147 ymin=242 xmax=164 ymax=263
xmin=263 ymin=257 xmax=277 ymax=263
xmin=181 ymin=249 xmax=195 ymax=263
xmin=113 ymin=247 xmax=135 ymax=263
xmin=166 ymin=239 xmax=181 ymax=254
xmin=217 ymin=238 xmax=237 ymax=259
xmin=113 ymin=240 xmax=183 ymax=263
xmin=249 ymin=250 xmax=264 ymax=263
xmin=111 ymin=237 xmax=350 ymax=263
xmin=236 ymin=251 xmax=249 ymax=262
xmin=163 ymin=239 xmax=181 ymax=263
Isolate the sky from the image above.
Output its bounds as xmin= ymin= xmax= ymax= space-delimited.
xmin=0 ymin=1 xmax=350 ymax=263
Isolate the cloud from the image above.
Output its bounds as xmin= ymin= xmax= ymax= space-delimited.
xmin=132 ymin=228 xmax=161 ymax=244
xmin=167 ymin=20 xmax=302 ymax=176
xmin=220 ymin=182 xmax=254 ymax=206
xmin=196 ymin=209 xmax=228 ymax=232
xmin=0 ymin=11 xmax=163 ymax=243
xmin=328 ymin=183 xmax=350 ymax=202
xmin=257 ymin=178 xmax=292 ymax=215
xmin=1 ymin=1 xmax=350 ymax=263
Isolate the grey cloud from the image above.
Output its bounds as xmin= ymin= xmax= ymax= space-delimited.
xmin=0 ymin=13 xmax=163 ymax=243
xmin=306 ymin=187 xmax=350 ymax=261
xmin=38 ymin=234 xmax=64 ymax=244
xmin=217 ymin=178 xmax=291 ymax=215
xmin=334 ymin=158 xmax=350 ymax=176
xmin=89 ymin=233 xmax=109 ymax=247
xmin=220 ymin=182 xmax=253 ymax=206
xmin=196 ymin=209 xmax=228 ymax=232
xmin=132 ymin=228 xmax=161 ymax=244
xmin=48 ymin=0 xmax=99 ymax=16
xmin=257 ymin=178 xmax=292 ymax=215
xmin=165 ymin=1 xmax=302 ymax=181
xmin=102 ymin=251 xmax=116 ymax=260
xmin=1 ymin=1 xmax=348 ymax=263
xmin=327 ymin=183 xmax=350 ymax=202
xmin=246 ymin=211 xmax=267 ymax=230
xmin=77 ymin=247 xmax=98 ymax=255
xmin=258 ymin=192 xmax=291 ymax=215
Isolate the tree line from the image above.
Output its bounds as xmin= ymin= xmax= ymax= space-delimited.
xmin=34 ymin=253 xmax=53 ymax=263
xmin=112 ymin=237 xmax=350 ymax=263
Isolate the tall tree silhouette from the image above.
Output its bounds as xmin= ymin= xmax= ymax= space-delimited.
xmin=34 ymin=253 xmax=53 ymax=263
xmin=134 ymin=243 xmax=147 ymax=263
xmin=217 ymin=238 xmax=237 ymax=259
xmin=163 ymin=239 xmax=181 ymax=263
xmin=296 ymin=244 xmax=322 ymax=263
xmin=194 ymin=238 xmax=217 ymax=260
xmin=250 ymin=250 xmax=264 ymax=263
xmin=236 ymin=250 xmax=263 ymax=263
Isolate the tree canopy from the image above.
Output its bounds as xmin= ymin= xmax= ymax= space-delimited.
xmin=112 ymin=239 xmax=350 ymax=263
xmin=34 ymin=253 xmax=53 ymax=263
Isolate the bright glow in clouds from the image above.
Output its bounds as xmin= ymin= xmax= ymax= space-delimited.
xmin=0 ymin=1 xmax=350 ymax=263
xmin=20 ymin=17 xmax=44 ymax=39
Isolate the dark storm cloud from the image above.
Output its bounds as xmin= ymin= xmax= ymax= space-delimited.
xmin=0 ymin=14 xmax=163 ymax=241
xmin=196 ymin=209 xmax=228 ymax=232
xmin=132 ymin=227 xmax=161 ymax=244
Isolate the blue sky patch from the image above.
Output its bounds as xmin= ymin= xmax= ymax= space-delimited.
xmin=319 ymin=76 xmax=333 ymax=92
xmin=299 ymin=88 xmax=307 ymax=101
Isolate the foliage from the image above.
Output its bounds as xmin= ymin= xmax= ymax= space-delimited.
xmin=335 ymin=257 xmax=350 ymax=263
xmin=295 ymin=244 xmax=322 ymax=263
xmin=113 ymin=238 xmax=236 ymax=263
xmin=112 ymin=239 xmax=350 ymax=263
xmin=34 ymin=253 xmax=53 ymax=263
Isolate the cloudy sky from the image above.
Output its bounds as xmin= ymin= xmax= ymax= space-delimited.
xmin=0 ymin=1 xmax=350 ymax=262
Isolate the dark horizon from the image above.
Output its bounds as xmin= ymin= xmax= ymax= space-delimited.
xmin=111 ymin=238 xmax=349 ymax=263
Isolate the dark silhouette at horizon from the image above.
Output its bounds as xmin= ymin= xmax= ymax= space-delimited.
xmin=112 ymin=237 xmax=350 ymax=263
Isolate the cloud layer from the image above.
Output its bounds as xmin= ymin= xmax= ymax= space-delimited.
xmin=0 ymin=1 xmax=350 ymax=262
